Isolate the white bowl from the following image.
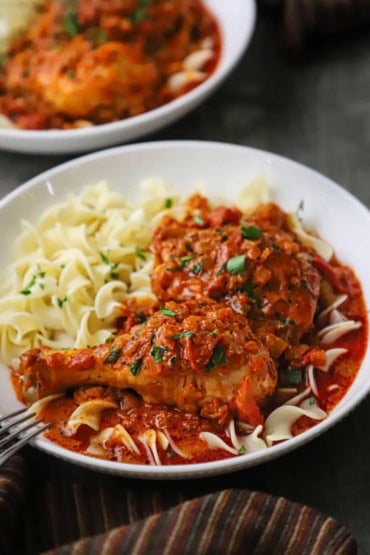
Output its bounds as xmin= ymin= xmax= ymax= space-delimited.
xmin=0 ymin=140 xmax=369 ymax=479
xmin=0 ymin=1 xmax=256 ymax=155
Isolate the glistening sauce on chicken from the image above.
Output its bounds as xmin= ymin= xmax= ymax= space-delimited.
xmin=8 ymin=187 xmax=367 ymax=466
xmin=0 ymin=0 xmax=221 ymax=130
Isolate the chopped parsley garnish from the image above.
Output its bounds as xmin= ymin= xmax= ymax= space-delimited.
xmin=184 ymin=242 xmax=193 ymax=252
xmin=206 ymin=345 xmax=227 ymax=370
xmin=171 ymin=330 xmax=194 ymax=340
xmin=178 ymin=254 xmax=195 ymax=267
xmin=238 ymin=446 xmax=247 ymax=455
xmin=99 ymin=251 xmax=119 ymax=276
xmin=57 ymin=296 xmax=68 ymax=308
xmin=63 ymin=11 xmax=79 ymax=37
xmin=20 ymin=275 xmax=37 ymax=296
xmin=66 ymin=69 xmax=76 ymax=79
xmin=301 ymin=279 xmax=309 ymax=289
xmin=151 ymin=345 xmax=168 ymax=363
xmin=135 ymin=247 xmax=146 ymax=261
xmin=129 ymin=0 xmax=151 ymax=23
xmin=193 ymin=214 xmax=204 ymax=226
xmin=99 ymin=251 xmax=111 ymax=265
xmin=244 ymin=282 xmax=263 ymax=308
xmin=130 ymin=358 xmax=143 ymax=376
xmin=284 ymin=369 xmax=303 ymax=385
xmin=165 ymin=198 xmax=173 ymax=209
xmin=105 ymin=348 xmax=122 ymax=364
xmin=216 ymin=263 xmax=226 ymax=276
xmin=86 ymin=28 xmax=108 ymax=44
xmin=134 ymin=311 xmax=147 ymax=323
xmin=160 ymin=307 xmax=177 ymax=317
xmin=192 ymin=262 xmax=202 ymax=275
xmin=308 ymin=396 xmax=316 ymax=405
xmin=241 ymin=225 xmax=263 ymax=240
xmin=226 ymin=254 xmax=246 ymax=275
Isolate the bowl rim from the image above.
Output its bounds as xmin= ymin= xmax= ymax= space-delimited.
xmin=1 ymin=138 xmax=369 ymax=479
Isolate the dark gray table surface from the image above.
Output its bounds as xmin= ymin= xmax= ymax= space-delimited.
xmin=2 ymin=11 xmax=370 ymax=555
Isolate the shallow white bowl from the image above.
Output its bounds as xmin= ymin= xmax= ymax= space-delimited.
xmin=0 ymin=0 xmax=256 ymax=155
xmin=0 ymin=140 xmax=369 ymax=479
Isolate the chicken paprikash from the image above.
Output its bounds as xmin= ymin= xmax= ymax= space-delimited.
xmin=8 ymin=189 xmax=367 ymax=466
xmin=0 ymin=0 xmax=221 ymax=130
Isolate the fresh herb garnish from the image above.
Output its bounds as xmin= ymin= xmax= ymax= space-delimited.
xmin=100 ymin=251 xmax=119 ymax=275
xmin=136 ymin=247 xmax=146 ymax=261
xmin=86 ymin=28 xmax=108 ymax=44
xmin=57 ymin=296 xmax=68 ymax=308
xmin=244 ymin=282 xmax=262 ymax=308
xmin=151 ymin=345 xmax=168 ymax=363
xmin=206 ymin=345 xmax=227 ymax=370
xmin=130 ymin=358 xmax=143 ymax=376
xmin=63 ymin=11 xmax=79 ymax=37
xmin=226 ymin=254 xmax=246 ymax=275
xmin=193 ymin=214 xmax=204 ymax=226
xmin=134 ymin=311 xmax=147 ymax=323
xmin=20 ymin=275 xmax=37 ymax=296
xmin=216 ymin=263 xmax=226 ymax=276
xmin=192 ymin=262 xmax=202 ymax=275
xmin=99 ymin=251 xmax=111 ymax=265
xmin=238 ymin=446 xmax=247 ymax=455
xmin=308 ymin=396 xmax=316 ymax=405
xmin=105 ymin=348 xmax=122 ymax=364
xmin=171 ymin=330 xmax=194 ymax=340
xmin=165 ymin=198 xmax=173 ymax=209
xmin=129 ymin=0 xmax=151 ymax=23
xmin=160 ymin=307 xmax=177 ymax=317
xmin=177 ymin=254 xmax=195 ymax=267
xmin=66 ymin=69 xmax=76 ymax=79
xmin=241 ymin=225 xmax=263 ymax=240
xmin=284 ymin=369 xmax=303 ymax=385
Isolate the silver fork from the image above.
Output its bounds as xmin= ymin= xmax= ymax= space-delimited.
xmin=0 ymin=408 xmax=51 ymax=465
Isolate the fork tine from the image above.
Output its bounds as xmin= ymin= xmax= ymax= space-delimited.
xmin=0 ymin=411 xmax=37 ymax=435
xmin=0 ymin=422 xmax=51 ymax=466
xmin=0 ymin=407 xmax=28 ymax=423
xmin=0 ymin=417 xmax=44 ymax=449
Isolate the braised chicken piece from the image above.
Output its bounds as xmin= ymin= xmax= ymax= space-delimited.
xmin=15 ymin=301 xmax=277 ymax=427
xmin=151 ymin=196 xmax=321 ymax=348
